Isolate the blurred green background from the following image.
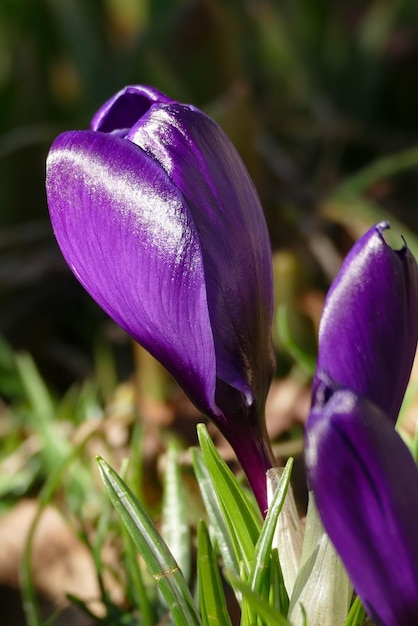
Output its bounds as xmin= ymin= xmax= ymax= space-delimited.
xmin=2 ymin=0 xmax=418 ymax=390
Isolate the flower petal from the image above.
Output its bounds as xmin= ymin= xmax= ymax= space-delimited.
xmin=128 ymin=101 xmax=275 ymax=410
xmin=46 ymin=130 xmax=218 ymax=417
xmin=314 ymin=222 xmax=418 ymax=423
xmin=90 ymin=85 xmax=174 ymax=133
xmin=305 ymin=387 xmax=418 ymax=626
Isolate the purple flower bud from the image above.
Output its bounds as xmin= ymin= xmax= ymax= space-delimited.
xmin=306 ymin=387 xmax=418 ymax=626
xmin=46 ymin=85 xmax=276 ymax=511
xmin=314 ymin=221 xmax=418 ymax=423
xmin=306 ymin=224 xmax=418 ymax=625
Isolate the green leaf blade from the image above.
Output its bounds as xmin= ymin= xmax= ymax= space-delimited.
xmin=96 ymin=456 xmax=202 ymax=626
xmin=191 ymin=447 xmax=239 ymax=578
xmin=249 ymin=460 xmax=293 ymax=612
xmin=225 ymin=572 xmax=293 ymax=626
xmin=197 ymin=424 xmax=261 ymax=574
xmin=197 ymin=519 xmax=233 ymax=626
xmin=162 ymin=442 xmax=191 ymax=583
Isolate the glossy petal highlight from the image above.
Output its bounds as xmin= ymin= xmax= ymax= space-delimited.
xmin=306 ymin=388 xmax=418 ymax=626
xmin=314 ymin=222 xmax=418 ymax=423
xmin=46 ymin=130 xmax=217 ymax=416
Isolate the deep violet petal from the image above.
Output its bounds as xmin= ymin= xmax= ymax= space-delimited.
xmin=314 ymin=222 xmax=418 ymax=423
xmin=128 ymin=102 xmax=275 ymax=408
xmin=306 ymin=388 xmax=418 ymax=626
xmin=46 ymin=129 xmax=218 ymax=417
xmin=91 ymin=85 xmax=174 ymax=133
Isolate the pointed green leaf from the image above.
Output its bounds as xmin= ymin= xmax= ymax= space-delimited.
xmin=269 ymin=548 xmax=289 ymax=616
xmin=197 ymin=520 xmax=233 ymax=626
xmin=197 ymin=424 xmax=261 ymax=573
xmin=191 ymin=447 xmax=239 ymax=578
xmin=239 ymin=464 xmax=292 ymax=626
xmin=225 ymin=571 xmax=293 ymax=626
xmin=121 ymin=525 xmax=156 ymax=626
xmin=344 ymin=596 xmax=366 ymax=626
xmin=96 ymin=456 xmax=201 ymax=626
xmin=249 ymin=460 xmax=293 ymax=611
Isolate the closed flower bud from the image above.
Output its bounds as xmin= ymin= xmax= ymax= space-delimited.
xmin=46 ymin=85 xmax=276 ymax=510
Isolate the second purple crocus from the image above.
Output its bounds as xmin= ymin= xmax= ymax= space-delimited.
xmin=313 ymin=221 xmax=418 ymax=423
xmin=305 ymin=222 xmax=418 ymax=626
xmin=46 ymin=85 xmax=276 ymax=511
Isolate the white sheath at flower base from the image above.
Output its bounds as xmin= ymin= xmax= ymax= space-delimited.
xmin=266 ymin=467 xmax=303 ymax=596
xmin=287 ymin=492 xmax=352 ymax=626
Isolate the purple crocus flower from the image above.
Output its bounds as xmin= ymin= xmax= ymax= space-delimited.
xmin=46 ymin=85 xmax=276 ymax=511
xmin=305 ymin=223 xmax=418 ymax=626
xmin=313 ymin=221 xmax=418 ymax=423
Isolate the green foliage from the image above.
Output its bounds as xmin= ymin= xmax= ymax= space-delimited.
xmin=95 ymin=424 xmax=296 ymax=626
xmin=344 ymin=596 xmax=367 ymax=626
xmin=161 ymin=442 xmax=192 ymax=584
xmin=97 ymin=455 xmax=202 ymax=626
xmin=197 ymin=519 xmax=233 ymax=626
xmin=197 ymin=423 xmax=262 ymax=574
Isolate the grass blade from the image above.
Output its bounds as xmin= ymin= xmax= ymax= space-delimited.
xmin=344 ymin=596 xmax=366 ymax=626
xmin=162 ymin=442 xmax=191 ymax=583
xmin=96 ymin=456 xmax=202 ymax=626
xmin=249 ymin=460 xmax=293 ymax=608
xmin=335 ymin=145 xmax=418 ymax=201
xmin=191 ymin=447 xmax=239 ymax=578
xmin=121 ymin=525 xmax=156 ymax=626
xmin=225 ymin=572 xmax=293 ymax=626
xmin=197 ymin=424 xmax=261 ymax=573
xmin=197 ymin=519 xmax=233 ymax=626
